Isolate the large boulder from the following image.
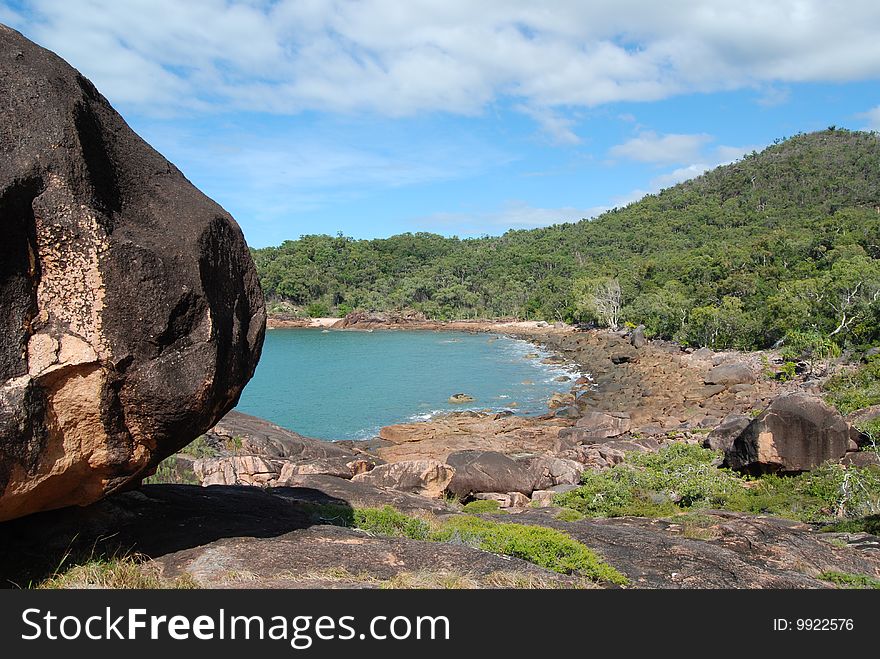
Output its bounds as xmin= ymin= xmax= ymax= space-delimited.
xmin=725 ymin=394 xmax=849 ymax=474
xmin=522 ymin=455 xmax=584 ymax=490
xmin=446 ymin=450 xmax=534 ymax=497
xmin=0 ymin=27 xmax=265 ymax=521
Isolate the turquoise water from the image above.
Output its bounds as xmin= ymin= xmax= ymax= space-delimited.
xmin=235 ymin=329 xmax=580 ymax=441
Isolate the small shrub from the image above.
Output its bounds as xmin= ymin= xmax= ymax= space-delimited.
xmin=818 ymin=571 xmax=880 ymax=589
xmin=305 ymin=301 xmax=331 ymax=318
xmin=823 ymin=359 xmax=880 ymax=414
xmin=142 ymin=458 xmax=199 ymax=485
xmin=462 ymin=499 xmax=504 ymax=514
xmin=431 ymin=516 xmax=628 ymax=584
xmin=353 ymin=506 xmax=432 ymax=540
xmin=554 ymin=508 xmax=584 ymax=522
xmin=778 ymin=361 xmax=798 ymax=382
xmin=556 ymin=444 xmax=742 ymax=517
xmin=180 ymin=435 xmax=220 ymax=458
xmin=781 ymin=330 xmax=840 ymax=375
xmin=555 ymin=444 xmax=880 ymax=523
xmin=821 ymin=515 xmax=880 ymax=535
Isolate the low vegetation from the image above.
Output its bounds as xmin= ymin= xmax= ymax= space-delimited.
xmin=461 ymin=499 xmax=505 ymax=514
xmin=38 ymin=555 xmax=197 ymax=589
xmin=304 ymin=503 xmax=626 ymax=585
xmin=818 ymin=571 xmax=880 ymax=589
xmin=823 ymin=357 xmax=880 ymax=415
xmin=555 ymin=443 xmax=880 ymax=524
xmin=430 ymin=515 xmax=627 ymax=584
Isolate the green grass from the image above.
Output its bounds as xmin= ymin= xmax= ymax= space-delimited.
xmin=555 ymin=444 xmax=743 ymax=518
xmin=309 ymin=504 xmax=626 ymax=585
xmin=352 ymin=506 xmax=432 ymax=540
xmin=818 ymin=571 xmax=880 ymax=589
xmin=555 ymin=443 xmax=880 ymax=523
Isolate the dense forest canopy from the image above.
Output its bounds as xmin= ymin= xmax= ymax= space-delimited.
xmin=252 ymin=128 xmax=880 ymax=351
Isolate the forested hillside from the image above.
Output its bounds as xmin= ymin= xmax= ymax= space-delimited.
xmin=252 ymin=128 xmax=880 ymax=350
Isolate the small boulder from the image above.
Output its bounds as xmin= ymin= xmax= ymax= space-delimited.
xmin=630 ymin=325 xmax=647 ymax=348
xmin=725 ymin=393 xmax=849 ymax=474
xmin=548 ymin=392 xmax=575 ymax=409
xmin=704 ymin=363 xmax=756 ymax=386
xmin=523 ymin=455 xmax=584 ymax=490
xmin=448 ymin=393 xmax=475 ymax=404
xmin=350 ymin=460 xmax=454 ymax=499
xmin=554 ymin=406 xmax=581 ymax=419
xmin=275 ymin=457 xmax=377 ymax=482
xmin=474 ymin=492 xmax=531 ymax=508
xmin=840 ymin=452 xmax=880 ymax=467
xmin=573 ymin=411 xmax=631 ymax=441
xmin=193 ymin=456 xmax=279 ymax=487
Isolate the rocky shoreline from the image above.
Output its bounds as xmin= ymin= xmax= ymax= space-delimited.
xmin=4 ymin=321 xmax=879 ymax=589
xmin=191 ymin=318 xmax=875 ymax=498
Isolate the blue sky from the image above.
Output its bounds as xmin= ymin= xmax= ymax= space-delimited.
xmin=2 ymin=1 xmax=880 ymax=248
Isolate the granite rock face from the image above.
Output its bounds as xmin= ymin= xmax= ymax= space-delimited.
xmin=0 ymin=26 xmax=265 ymax=521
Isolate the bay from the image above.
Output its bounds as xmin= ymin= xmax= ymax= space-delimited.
xmin=235 ymin=328 xmax=580 ymax=440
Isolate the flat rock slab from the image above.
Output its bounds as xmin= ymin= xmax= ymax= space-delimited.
xmin=498 ymin=509 xmax=880 ymax=589
xmin=376 ymin=413 xmax=571 ymax=463
xmin=0 ymin=480 xmax=450 ymax=586
xmin=276 ymin=474 xmax=453 ymax=514
xmin=153 ymin=524 xmax=584 ymax=589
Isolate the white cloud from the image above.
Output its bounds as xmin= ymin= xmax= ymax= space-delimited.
xmin=8 ymin=0 xmax=880 ymax=118
xmin=137 ymin=117 xmax=514 ymax=229
xmin=857 ymin=105 xmax=880 ymax=130
xmin=517 ymin=105 xmax=582 ymax=145
xmin=648 ymin=144 xmax=754 ymax=188
xmin=756 ymin=86 xmax=791 ymax=107
xmin=609 ymin=131 xmax=712 ymax=164
xmin=649 ymin=164 xmax=713 ymax=189
xmin=607 ymin=143 xmax=756 ymax=205
xmin=0 ymin=6 xmax=23 ymax=26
